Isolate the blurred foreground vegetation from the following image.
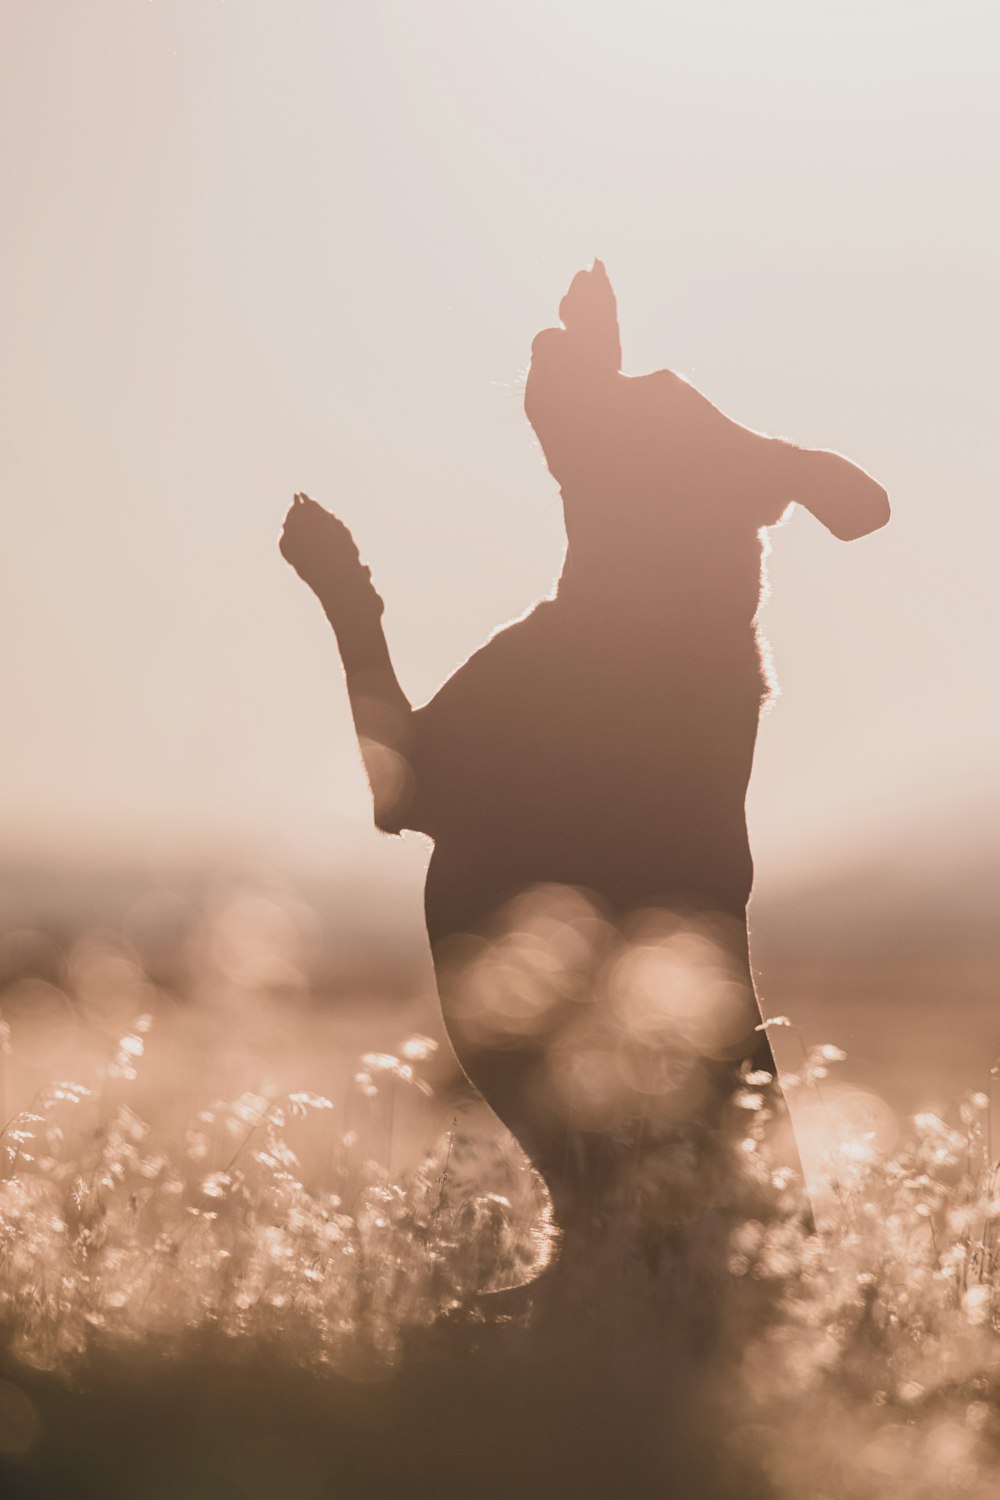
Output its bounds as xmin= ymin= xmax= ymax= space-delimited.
xmin=0 ymin=867 xmax=998 ymax=1498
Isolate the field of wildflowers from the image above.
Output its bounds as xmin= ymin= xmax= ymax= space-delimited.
xmin=0 ymin=878 xmax=997 ymax=1497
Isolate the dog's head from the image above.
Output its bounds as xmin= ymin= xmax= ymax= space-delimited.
xmin=525 ymin=265 xmax=889 ymax=559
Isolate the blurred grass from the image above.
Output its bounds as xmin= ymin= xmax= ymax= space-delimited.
xmin=0 ymin=860 xmax=999 ymax=1498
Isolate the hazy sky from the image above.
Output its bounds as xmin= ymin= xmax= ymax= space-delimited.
xmin=3 ymin=0 xmax=998 ymax=897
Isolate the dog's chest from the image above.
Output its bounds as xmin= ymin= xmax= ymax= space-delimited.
xmin=410 ymin=606 xmax=761 ymax=839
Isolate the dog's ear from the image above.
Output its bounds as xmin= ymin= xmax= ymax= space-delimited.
xmin=779 ymin=444 xmax=890 ymax=541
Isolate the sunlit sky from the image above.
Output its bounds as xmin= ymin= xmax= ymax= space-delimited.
xmin=3 ymin=0 xmax=998 ymax=898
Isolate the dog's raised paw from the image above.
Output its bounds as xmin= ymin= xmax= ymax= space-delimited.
xmin=280 ymin=494 xmax=384 ymax=621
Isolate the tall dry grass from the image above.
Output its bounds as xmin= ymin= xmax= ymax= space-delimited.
xmin=0 ymin=879 xmax=997 ymax=1498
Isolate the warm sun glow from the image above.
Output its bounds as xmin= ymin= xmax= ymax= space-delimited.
xmin=3 ymin=0 xmax=998 ymax=886
xmin=3 ymin=7 xmax=999 ymax=1494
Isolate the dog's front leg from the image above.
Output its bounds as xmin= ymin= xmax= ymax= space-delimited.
xmin=279 ymin=493 xmax=415 ymax=834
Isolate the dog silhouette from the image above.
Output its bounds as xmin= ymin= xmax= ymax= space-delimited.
xmin=280 ymin=262 xmax=888 ymax=1258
